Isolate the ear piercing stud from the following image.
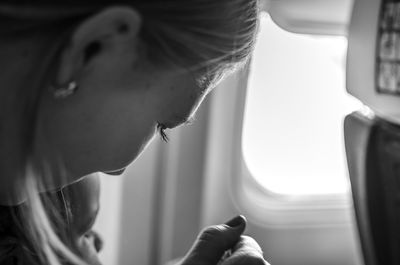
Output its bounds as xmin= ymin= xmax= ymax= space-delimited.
xmin=52 ymin=81 xmax=78 ymax=99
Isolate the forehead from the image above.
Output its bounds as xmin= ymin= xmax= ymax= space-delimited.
xmin=164 ymin=60 xmax=227 ymax=95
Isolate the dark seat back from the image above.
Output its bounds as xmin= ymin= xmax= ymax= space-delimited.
xmin=345 ymin=111 xmax=400 ymax=265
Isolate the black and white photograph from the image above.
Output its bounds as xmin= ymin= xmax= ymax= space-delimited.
xmin=0 ymin=0 xmax=398 ymax=265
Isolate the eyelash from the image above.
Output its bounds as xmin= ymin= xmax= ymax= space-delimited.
xmin=156 ymin=123 xmax=169 ymax=143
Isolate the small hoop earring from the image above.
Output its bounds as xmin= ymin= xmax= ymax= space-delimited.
xmin=52 ymin=81 xmax=78 ymax=99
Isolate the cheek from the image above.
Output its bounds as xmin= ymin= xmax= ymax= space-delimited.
xmin=37 ymin=96 xmax=156 ymax=177
xmin=92 ymin=118 xmax=156 ymax=171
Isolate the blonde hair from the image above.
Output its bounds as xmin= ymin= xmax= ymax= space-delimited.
xmin=0 ymin=1 xmax=260 ymax=264
xmin=23 ymin=172 xmax=87 ymax=265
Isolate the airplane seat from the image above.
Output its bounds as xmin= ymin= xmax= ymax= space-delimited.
xmin=345 ymin=0 xmax=400 ymax=264
xmin=345 ymin=112 xmax=400 ymax=265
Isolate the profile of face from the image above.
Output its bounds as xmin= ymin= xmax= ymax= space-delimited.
xmin=33 ymin=7 xmax=208 ymax=186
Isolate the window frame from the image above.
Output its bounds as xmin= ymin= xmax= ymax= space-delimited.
xmin=204 ymin=60 xmax=355 ymax=228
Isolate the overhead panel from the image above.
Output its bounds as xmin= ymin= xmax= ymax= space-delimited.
xmin=263 ymin=0 xmax=354 ymax=35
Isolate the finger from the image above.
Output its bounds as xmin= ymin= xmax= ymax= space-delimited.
xmin=85 ymin=230 xmax=103 ymax=252
xmin=224 ymin=236 xmax=269 ymax=265
xmin=233 ymin=235 xmax=262 ymax=254
xmin=184 ymin=215 xmax=247 ymax=265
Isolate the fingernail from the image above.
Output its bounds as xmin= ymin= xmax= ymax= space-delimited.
xmin=225 ymin=215 xmax=246 ymax=228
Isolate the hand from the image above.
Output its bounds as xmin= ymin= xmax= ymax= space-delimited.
xmin=180 ymin=215 xmax=269 ymax=265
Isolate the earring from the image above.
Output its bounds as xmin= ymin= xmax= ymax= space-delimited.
xmin=52 ymin=81 xmax=78 ymax=99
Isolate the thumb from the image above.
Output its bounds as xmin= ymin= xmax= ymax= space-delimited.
xmin=183 ymin=215 xmax=247 ymax=265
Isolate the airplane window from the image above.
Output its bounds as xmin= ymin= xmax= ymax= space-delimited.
xmin=242 ymin=14 xmax=363 ymax=196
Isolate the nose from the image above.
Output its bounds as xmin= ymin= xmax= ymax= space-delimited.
xmin=103 ymin=168 xmax=126 ymax=176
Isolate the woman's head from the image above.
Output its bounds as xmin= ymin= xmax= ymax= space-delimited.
xmin=0 ymin=0 xmax=259 ymax=186
xmin=0 ymin=1 xmax=259 ymax=264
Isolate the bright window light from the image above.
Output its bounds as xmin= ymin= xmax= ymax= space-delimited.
xmin=242 ymin=14 xmax=362 ymax=196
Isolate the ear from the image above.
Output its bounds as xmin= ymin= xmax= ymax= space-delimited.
xmin=56 ymin=7 xmax=142 ymax=85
